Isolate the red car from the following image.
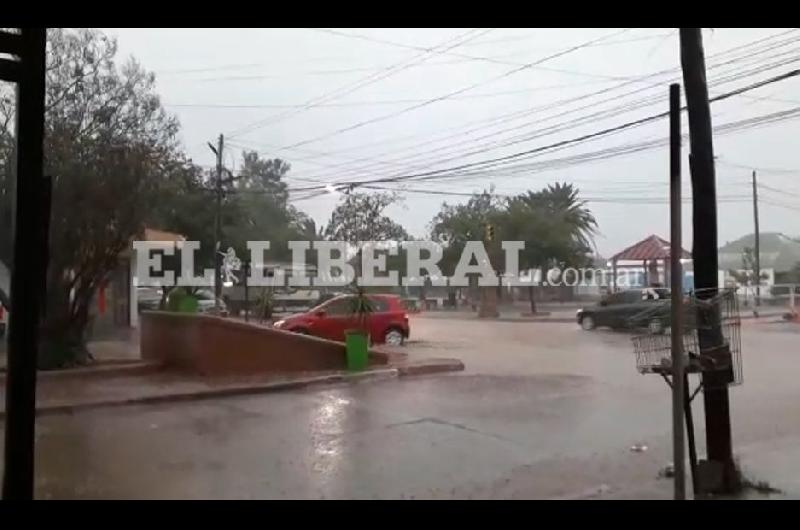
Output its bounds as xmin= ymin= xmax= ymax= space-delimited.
xmin=272 ymin=294 xmax=410 ymax=346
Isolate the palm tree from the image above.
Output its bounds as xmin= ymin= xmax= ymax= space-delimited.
xmin=505 ymin=183 xmax=597 ymax=313
xmin=525 ymin=183 xmax=597 ymax=253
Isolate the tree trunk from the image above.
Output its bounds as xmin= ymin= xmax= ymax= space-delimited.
xmin=39 ymin=276 xmax=94 ymax=369
xmin=159 ymin=285 xmax=172 ymax=310
xmin=528 ymin=285 xmax=537 ymax=314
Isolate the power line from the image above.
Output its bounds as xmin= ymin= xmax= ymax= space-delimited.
xmin=404 ymin=103 xmax=800 ymax=186
xmin=760 ymin=198 xmax=800 ymax=212
xmin=459 ymin=31 xmax=677 ymax=50
xmin=318 ymin=53 xmax=800 ymax=184
xmin=226 ymin=28 xmax=493 ymax=139
xmin=164 ymin=79 xmax=615 ymax=109
xmin=307 ymin=28 xmax=644 ymax=78
xmin=291 ymin=108 xmax=798 ymax=195
xmin=147 ymin=32 xmax=730 ymax=81
xmin=285 ymin=93 xmax=800 ymax=197
xmin=272 ymin=29 xmax=800 ymax=179
xmin=358 ymin=183 xmax=751 ymax=204
xmin=212 ymin=29 xmax=800 ymax=194
xmin=287 ymin=32 xmax=800 ymax=183
xmin=757 ymin=183 xmax=800 ymax=199
xmin=735 ymin=92 xmax=800 ymax=106
xmin=309 ymin=69 xmax=800 ymax=190
xmin=157 ymin=33 xmax=672 ymax=80
xmin=306 ymin=28 xmax=775 ymax=84
xmin=170 ymin=45 xmax=540 ymax=83
xmin=716 ymin=158 xmax=800 ymax=174
xmin=153 ymin=29 xmax=527 ymax=78
xmin=275 ymin=29 xmax=634 ymax=151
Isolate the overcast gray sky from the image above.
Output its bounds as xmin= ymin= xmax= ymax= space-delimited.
xmin=103 ymin=28 xmax=800 ymax=257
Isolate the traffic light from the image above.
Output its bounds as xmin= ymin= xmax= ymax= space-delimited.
xmin=485 ymin=223 xmax=495 ymax=242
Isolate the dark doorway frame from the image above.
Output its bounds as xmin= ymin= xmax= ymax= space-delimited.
xmin=1 ymin=27 xmax=49 ymax=500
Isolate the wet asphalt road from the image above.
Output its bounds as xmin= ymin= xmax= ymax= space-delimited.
xmin=4 ymin=317 xmax=800 ymax=499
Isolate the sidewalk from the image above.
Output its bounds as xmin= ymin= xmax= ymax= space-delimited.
xmin=0 ymin=334 xmax=141 ymax=371
xmin=0 ymin=369 xmax=397 ymax=416
xmin=0 ymin=352 xmax=463 ymax=416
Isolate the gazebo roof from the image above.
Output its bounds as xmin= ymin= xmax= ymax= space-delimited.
xmin=611 ymin=234 xmax=691 ymax=262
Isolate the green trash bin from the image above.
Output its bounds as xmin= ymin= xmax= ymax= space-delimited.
xmin=344 ymin=330 xmax=369 ymax=371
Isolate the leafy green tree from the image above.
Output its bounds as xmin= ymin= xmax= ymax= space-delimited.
xmin=0 ymin=29 xmax=185 ymax=367
xmin=322 ymin=191 xmax=408 ymax=281
xmin=430 ymin=189 xmax=505 ymax=276
xmin=323 ymin=191 xmax=408 ymax=243
xmin=430 ymin=189 xmax=505 ymax=305
xmin=224 ymin=152 xmax=316 ymax=263
xmin=504 ymin=183 xmax=597 ymax=312
xmin=147 ymin=159 xmax=217 ymax=266
xmin=430 ymin=184 xmax=596 ymax=313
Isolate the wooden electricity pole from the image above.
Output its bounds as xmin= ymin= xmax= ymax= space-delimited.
xmin=669 ymin=83 xmax=686 ymax=500
xmin=208 ymin=134 xmax=224 ymax=311
xmin=680 ymin=27 xmax=739 ymax=494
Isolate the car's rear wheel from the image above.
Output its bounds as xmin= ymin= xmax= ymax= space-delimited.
xmin=384 ymin=328 xmax=405 ymax=346
xmin=580 ymin=315 xmax=596 ymax=330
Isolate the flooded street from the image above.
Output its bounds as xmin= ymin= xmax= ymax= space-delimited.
xmin=5 ymin=317 xmax=800 ymax=499
xmin=3 ymin=26 xmax=800 ymax=502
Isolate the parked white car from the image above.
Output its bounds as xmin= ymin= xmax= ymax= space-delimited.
xmin=195 ymin=289 xmax=228 ymax=316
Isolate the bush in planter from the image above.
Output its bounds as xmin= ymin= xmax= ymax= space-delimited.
xmin=256 ymin=287 xmax=275 ymax=323
xmin=165 ymin=287 xmax=199 ymax=313
xmin=344 ymin=284 xmax=374 ymax=371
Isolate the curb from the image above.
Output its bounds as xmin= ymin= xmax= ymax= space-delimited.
xmin=397 ymin=359 xmax=465 ymax=377
xmin=739 ymin=313 xmax=788 ymax=320
xmin=497 ymin=317 xmax=577 ymax=324
xmin=7 ymin=368 xmax=400 ymax=418
xmin=0 ymin=361 xmax=162 ymax=381
xmin=414 ymin=313 xmax=576 ymax=324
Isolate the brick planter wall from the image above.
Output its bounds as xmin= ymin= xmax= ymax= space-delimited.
xmin=140 ymin=312 xmax=388 ymax=376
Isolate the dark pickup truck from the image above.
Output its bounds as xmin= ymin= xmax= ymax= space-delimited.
xmin=577 ymin=288 xmax=674 ymax=333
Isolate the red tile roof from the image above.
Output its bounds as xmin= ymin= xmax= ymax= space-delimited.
xmin=143 ymin=227 xmax=186 ymax=242
xmin=611 ymin=234 xmax=690 ymax=262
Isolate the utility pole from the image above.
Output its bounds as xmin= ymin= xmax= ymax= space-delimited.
xmin=209 ymin=134 xmax=224 ymax=311
xmin=680 ymin=27 xmax=739 ymax=494
xmin=752 ymin=170 xmax=761 ymax=307
xmin=668 ymin=83 xmax=686 ymax=500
